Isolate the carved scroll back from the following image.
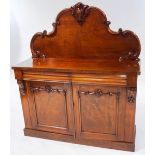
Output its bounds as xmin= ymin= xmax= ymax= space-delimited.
xmin=30 ymin=2 xmax=141 ymax=61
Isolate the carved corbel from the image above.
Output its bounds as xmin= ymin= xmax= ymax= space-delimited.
xmin=17 ymin=80 xmax=25 ymax=95
xmin=126 ymin=87 xmax=137 ymax=103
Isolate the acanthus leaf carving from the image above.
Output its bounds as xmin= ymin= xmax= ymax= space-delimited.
xmin=71 ymin=2 xmax=90 ymax=25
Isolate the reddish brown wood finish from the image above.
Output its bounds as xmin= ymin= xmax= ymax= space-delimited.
xmin=12 ymin=2 xmax=141 ymax=152
xmin=30 ymin=2 xmax=140 ymax=62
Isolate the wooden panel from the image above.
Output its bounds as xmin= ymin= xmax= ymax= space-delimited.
xmin=30 ymin=2 xmax=141 ymax=62
xmin=73 ymin=84 xmax=126 ymax=141
xmin=26 ymin=81 xmax=75 ymax=135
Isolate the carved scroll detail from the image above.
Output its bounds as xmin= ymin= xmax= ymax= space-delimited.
xmin=71 ymin=2 xmax=90 ymax=25
xmin=118 ymin=28 xmax=129 ymax=36
xmin=105 ymin=21 xmax=111 ymax=27
xmin=119 ymin=51 xmax=140 ymax=62
xmin=52 ymin=21 xmax=60 ymax=28
xmin=30 ymin=85 xmax=66 ymax=95
xmin=78 ymin=89 xmax=120 ymax=97
xmin=32 ymin=51 xmax=46 ymax=58
xmin=127 ymin=87 xmax=137 ymax=103
xmin=17 ymin=80 xmax=25 ymax=95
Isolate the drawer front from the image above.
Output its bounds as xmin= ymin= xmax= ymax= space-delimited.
xmin=73 ymin=84 xmax=126 ymax=141
xmin=26 ymin=81 xmax=75 ymax=135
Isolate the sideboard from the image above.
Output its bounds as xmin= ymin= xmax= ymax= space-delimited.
xmin=12 ymin=2 xmax=141 ymax=151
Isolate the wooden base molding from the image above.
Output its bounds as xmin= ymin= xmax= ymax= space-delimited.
xmin=24 ymin=128 xmax=135 ymax=152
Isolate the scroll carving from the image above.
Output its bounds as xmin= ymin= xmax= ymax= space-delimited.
xmin=118 ymin=28 xmax=129 ymax=36
xmin=71 ymin=2 xmax=90 ymax=25
xmin=78 ymin=89 xmax=120 ymax=98
xmin=127 ymin=87 xmax=137 ymax=103
xmin=119 ymin=51 xmax=140 ymax=62
xmin=32 ymin=51 xmax=46 ymax=58
xmin=30 ymin=85 xmax=66 ymax=95
xmin=105 ymin=21 xmax=111 ymax=27
xmin=30 ymin=2 xmax=141 ymax=61
xmin=52 ymin=21 xmax=60 ymax=28
xmin=17 ymin=80 xmax=25 ymax=95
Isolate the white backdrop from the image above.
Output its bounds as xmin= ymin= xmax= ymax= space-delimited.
xmin=10 ymin=0 xmax=145 ymax=155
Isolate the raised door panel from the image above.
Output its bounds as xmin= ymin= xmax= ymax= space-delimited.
xmin=73 ymin=84 xmax=126 ymax=141
xmin=26 ymin=81 xmax=74 ymax=135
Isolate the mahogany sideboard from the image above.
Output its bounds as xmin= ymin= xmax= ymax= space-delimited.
xmin=12 ymin=2 xmax=141 ymax=151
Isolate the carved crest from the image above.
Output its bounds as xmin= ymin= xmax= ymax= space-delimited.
xmin=71 ymin=2 xmax=90 ymax=25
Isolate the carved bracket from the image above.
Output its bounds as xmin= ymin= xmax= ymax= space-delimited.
xmin=71 ymin=2 xmax=90 ymax=25
xmin=30 ymin=85 xmax=66 ymax=95
xmin=78 ymin=89 xmax=120 ymax=98
xmin=17 ymin=80 xmax=25 ymax=95
xmin=127 ymin=87 xmax=137 ymax=103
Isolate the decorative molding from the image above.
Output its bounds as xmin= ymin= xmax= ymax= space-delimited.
xmin=119 ymin=51 xmax=140 ymax=62
xmin=30 ymin=85 xmax=66 ymax=95
xmin=71 ymin=2 xmax=90 ymax=25
xmin=17 ymin=80 xmax=25 ymax=95
xmin=78 ymin=89 xmax=120 ymax=98
xmin=127 ymin=87 xmax=137 ymax=103
xmin=32 ymin=51 xmax=46 ymax=58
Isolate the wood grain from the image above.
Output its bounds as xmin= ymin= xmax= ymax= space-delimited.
xmin=30 ymin=2 xmax=141 ymax=62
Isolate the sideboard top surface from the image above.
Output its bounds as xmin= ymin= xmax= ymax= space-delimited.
xmin=12 ymin=58 xmax=140 ymax=74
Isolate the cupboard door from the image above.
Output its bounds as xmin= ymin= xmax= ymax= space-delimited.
xmin=73 ymin=84 xmax=126 ymax=141
xmin=26 ymin=81 xmax=75 ymax=135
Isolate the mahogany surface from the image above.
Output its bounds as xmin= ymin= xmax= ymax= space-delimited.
xmin=30 ymin=3 xmax=140 ymax=62
xmin=12 ymin=2 xmax=141 ymax=152
xmin=12 ymin=58 xmax=140 ymax=74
